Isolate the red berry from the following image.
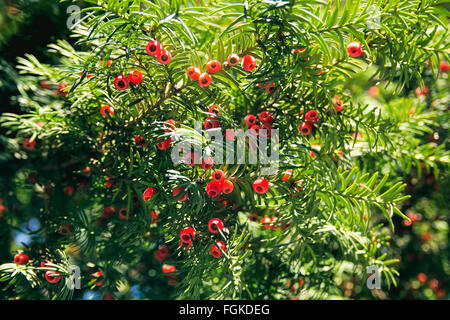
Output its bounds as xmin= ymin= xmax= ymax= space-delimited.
xmin=421 ymin=232 xmax=431 ymax=241
xmin=0 ymin=204 xmax=7 ymax=218
xmin=157 ymin=49 xmax=172 ymax=64
xmin=299 ymin=122 xmax=312 ymax=135
xmin=135 ymin=135 xmax=146 ymax=147
xmin=173 ymin=187 xmax=189 ymax=202
xmin=347 ymin=42 xmax=362 ymax=57
xmin=45 ymin=271 xmax=61 ymax=284
xmin=208 ymin=218 xmax=224 ymax=234
xmin=40 ymin=80 xmax=51 ymax=89
xmin=162 ymin=264 xmax=176 ymax=273
xmin=305 ymin=110 xmax=319 ymax=123
xmin=211 ymin=241 xmax=226 ymax=258
xmin=204 ymin=117 xmax=220 ymax=130
xmin=199 ymin=157 xmax=214 ymax=170
xmin=221 ymin=200 xmax=230 ymax=208
xmin=206 ymin=180 xmax=223 ymax=198
xmin=222 ymin=180 xmax=234 ymax=194
xmin=211 ymin=169 xmax=225 ymax=182
xmin=187 ymin=66 xmax=201 ymax=80
xmin=100 ymin=105 xmax=114 ymax=117
xmin=260 ymin=216 xmax=272 ymax=229
xmin=242 ymin=55 xmax=256 ymax=71
xmin=156 ymin=138 xmax=172 ymax=150
xmin=59 ymin=224 xmax=73 ymax=235
xmin=429 ymin=279 xmax=439 ymax=290
xmin=333 ymin=96 xmax=344 ymax=113
xmin=14 ymin=253 xmax=29 ymax=265
xmin=249 ymin=124 xmax=260 ymax=136
xmin=113 ymin=75 xmax=129 ymax=90
xmin=227 ymin=53 xmax=240 ymax=66
xmin=101 ymin=59 xmax=112 ymax=67
xmin=154 ymin=245 xmax=170 ymax=262
xmin=58 ymin=83 xmax=68 ymax=97
xmin=244 ymin=114 xmax=257 ymax=128
xmin=163 ymin=119 xmax=176 ymax=132
xmin=416 ymin=86 xmax=428 ymax=96
xmin=439 ymin=61 xmax=449 ymax=73
xmin=128 ymin=70 xmax=143 ymax=85
xmin=118 ymin=207 xmax=132 ymax=220
xmin=145 ymin=40 xmax=162 ymax=57
xmin=249 ymin=213 xmax=259 ymax=222
xmin=63 ymin=185 xmax=75 ymax=196
xmin=81 ymin=166 xmax=91 ymax=177
xmin=23 ymin=137 xmax=36 ymax=150
xmin=417 ymin=273 xmax=427 ymax=283
xmin=208 ymin=104 xmax=222 ymax=115
xmin=143 ymin=187 xmax=157 ymax=202
xmin=180 ymin=227 xmax=196 ymax=243
xmin=151 ymin=210 xmax=158 ymax=224
xmin=102 ymin=206 xmax=116 ymax=219
xmin=199 ymin=73 xmax=212 ymax=87
xmin=282 ymin=169 xmax=293 ymax=181
xmin=104 ymin=177 xmax=116 ymax=188
xmin=206 ymin=60 xmax=222 ymax=73
xmin=259 ymin=111 xmax=273 ymax=124
xmin=253 ymin=177 xmax=269 ymax=194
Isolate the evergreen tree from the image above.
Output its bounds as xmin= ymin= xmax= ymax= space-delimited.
xmin=0 ymin=0 xmax=448 ymax=300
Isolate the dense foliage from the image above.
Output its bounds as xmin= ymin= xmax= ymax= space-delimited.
xmin=0 ymin=0 xmax=448 ymax=300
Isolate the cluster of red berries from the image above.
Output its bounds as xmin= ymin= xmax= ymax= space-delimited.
xmin=14 ymin=255 xmax=62 ymax=284
xmin=113 ymin=70 xmax=143 ymax=90
xmin=298 ymin=109 xmax=319 ymax=135
xmin=146 ymin=40 xmax=172 ymax=65
xmin=187 ymin=54 xmax=256 ymax=87
xmin=206 ymin=170 xmax=234 ymax=198
xmin=416 ymin=273 xmax=446 ymax=297
xmin=243 ymin=110 xmax=274 ymax=138
xmin=179 ymin=218 xmax=227 ymax=258
xmin=142 ymin=183 xmax=189 ymax=204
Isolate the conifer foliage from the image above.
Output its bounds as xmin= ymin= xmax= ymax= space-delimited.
xmin=0 ymin=0 xmax=448 ymax=299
